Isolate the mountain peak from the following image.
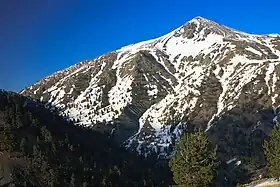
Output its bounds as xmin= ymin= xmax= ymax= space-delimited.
xmin=191 ymin=16 xmax=213 ymax=22
xmin=188 ymin=16 xmax=220 ymax=26
xmin=178 ymin=16 xmax=249 ymax=39
xmin=20 ymin=14 xmax=280 ymax=182
xmin=174 ymin=16 xmax=228 ymax=39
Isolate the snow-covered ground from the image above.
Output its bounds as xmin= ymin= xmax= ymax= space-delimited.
xmin=248 ymin=179 xmax=280 ymax=187
xmin=20 ymin=16 xmax=280 ymax=156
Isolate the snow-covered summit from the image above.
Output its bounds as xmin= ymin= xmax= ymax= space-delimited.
xmin=21 ymin=17 xmax=280 ymax=177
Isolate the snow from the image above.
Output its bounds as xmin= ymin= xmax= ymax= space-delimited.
xmin=22 ymin=16 xmax=280 ymax=157
xmin=235 ymin=160 xmax=241 ymax=166
xmin=248 ymin=179 xmax=280 ymax=187
xmin=57 ymin=89 xmax=65 ymax=100
xmin=117 ymin=38 xmax=157 ymax=53
xmin=265 ymin=63 xmax=275 ymax=96
xmin=207 ymin=55 xmax=272 ymax=131
xmin=225 ymin=158 xmax=241 ymax=166
xmin=137 ymin=95 xmax=174 ymax=133
xmin=68 ymin=88 xmax=74 ymax=95
xmin=246 ymin=47 xmax=262 ymax=56
xmin=109 ymin=53 xmax=134 ymax=114
xmin=146 ymin=84 xmax=158 ymax=97
xmin=149 ymin=50 xmax=176 ymax=77
xmin=164 ymin=33 xmax=223 ymax=62
xmin=271 ymin=71 xmax=278 ymax=105
xmin=264 ymin=62 xmax=280 ymax=106
xmin=108 ymin=75 xmax=133 ymax=113
xmin=268 ymin=34 xmax=280 ymax=37
xmin=33 ymin=88 xmax=40 ymax=95
xmin=226 ymin=158 xmax=237 ymax=164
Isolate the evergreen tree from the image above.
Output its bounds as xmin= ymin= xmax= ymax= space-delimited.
xmin=0 ymin=90 xmax=172 ymax=186
xmin=169 ymin=130 xmax=218 ymax=187
xmin=264 ymin=124 xmax=280 ymax=179
xmin=81 ymin=181 xmax=88 ymax=187
xmin=20 ymin=138 xmax=26 ymax=154
xmin=70 ymin=172 xmax=76 ymax=187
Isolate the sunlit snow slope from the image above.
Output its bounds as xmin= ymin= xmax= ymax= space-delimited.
xmin=21 ymin=17 xmax=280 ymax=159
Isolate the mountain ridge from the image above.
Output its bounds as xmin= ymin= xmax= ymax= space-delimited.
xmin=19 ymin=16 xmax=279 ymax=91
xmin=20 ymin=17 xmax=280 ymax=182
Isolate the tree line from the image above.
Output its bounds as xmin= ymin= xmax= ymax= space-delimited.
xmin=0 ymin=90 xmax=171 ymax=186
xmin=0 ymin=90 xmax=279 ymax=186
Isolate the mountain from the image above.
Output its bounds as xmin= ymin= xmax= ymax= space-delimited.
xmin=0 ymin=90 xmax=171 ymax=186
xmin=20 ymin=16 xmax=280 ymax=182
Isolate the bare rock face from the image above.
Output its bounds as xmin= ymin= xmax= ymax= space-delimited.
xmin=21 ymin=16 xmax=280 ymax=181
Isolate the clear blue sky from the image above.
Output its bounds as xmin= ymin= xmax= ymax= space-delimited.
xmin=0 ymin=0 xmax=279 ymax=92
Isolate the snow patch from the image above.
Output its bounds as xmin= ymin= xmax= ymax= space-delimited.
xmin=226 ymin=158 xmax=237 ymax=164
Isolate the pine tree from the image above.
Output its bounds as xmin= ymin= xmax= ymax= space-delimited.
xmin=169 ymin=130 xmax=218 ymax=187
xmin=264 ymin=124 xmax=280 ymax=179
xmin=70 ymin=172 xmax=76 ymax=187
xmin=81 ymin=181 xmax=88 ymax=187
xmin=20 ymin=138 xmax=26 ymax=154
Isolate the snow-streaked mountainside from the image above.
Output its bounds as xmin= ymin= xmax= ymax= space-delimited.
xmin=21 ymin=16 xmax=280 ymax=163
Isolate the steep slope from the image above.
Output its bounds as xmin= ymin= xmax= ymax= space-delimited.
xmin=0 ymin=90 xmax=171 ymax=186
xmin=20 ymin=17 xmax=280 ymax=182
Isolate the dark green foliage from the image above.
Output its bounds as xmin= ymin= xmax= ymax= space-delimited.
xmin=264 ymin=124 xmax=280 ymax=178
xmin=169 ymin=131 xmax=218 ymax=187
xmin=0 ymin=90 xmax=172 ymax=186
xmin=207 ymin=104 xmax=273 ymax=185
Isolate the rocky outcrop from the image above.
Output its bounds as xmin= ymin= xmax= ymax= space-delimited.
xmin=20 ymin=17 xmax=280 ymax=180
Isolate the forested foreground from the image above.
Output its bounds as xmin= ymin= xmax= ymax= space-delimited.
xmin=0 ymin=90 xmax=172 ymax=186
xmin=1 ymin=90 xmax=280 ymax=187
